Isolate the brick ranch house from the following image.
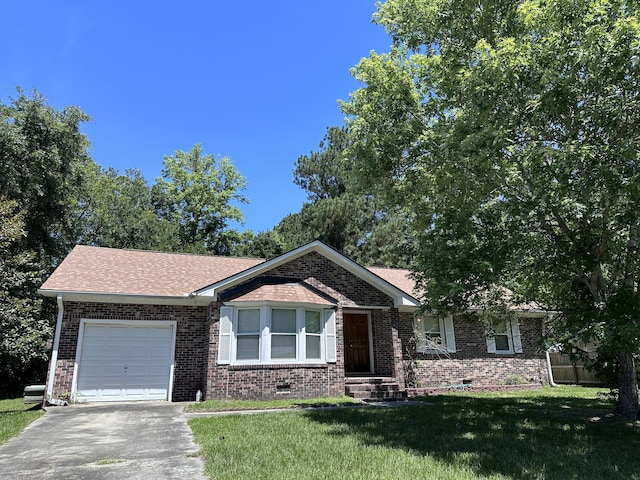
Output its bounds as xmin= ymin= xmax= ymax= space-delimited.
xmin=39 ymin=241 xmax=551 ymax=403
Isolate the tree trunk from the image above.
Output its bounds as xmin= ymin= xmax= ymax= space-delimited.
xmin=616 ymin=352 xmax=639 ymax=420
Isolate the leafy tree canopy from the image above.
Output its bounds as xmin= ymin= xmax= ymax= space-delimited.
xmin=0 ymin=198 xmax=50 ymax=396
xmin=263 ymin=126 xmax=417 ymax=267
xmin=77 ymin=165 xmax=179 ymax=251
xmin=155 ymin=143 xmax=248 ymax=255
xmin=342 ymin=0 xmax=640 ymax=417
xmin=0 ymin=88 xmax=91 ymax=264
xmin=0 ymin=89 xmax=91 ymax=395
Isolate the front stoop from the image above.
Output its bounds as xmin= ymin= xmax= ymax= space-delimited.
xmin=345 ymin=376 xmax=407 ymax=401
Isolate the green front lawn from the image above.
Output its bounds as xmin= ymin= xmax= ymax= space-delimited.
xmin=0 ymin=398 xmax=44 ymax=445
xmin=189 ymin=386 xmax=640 ymax=480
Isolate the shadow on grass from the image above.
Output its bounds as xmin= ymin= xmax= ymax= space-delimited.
xmin=0 ymin=404 xmax=42 ymax=415
xmin=289 ymin=401 xmax=357 ymax=409
xmin=303 ymin=394 xmax=640 ymax=480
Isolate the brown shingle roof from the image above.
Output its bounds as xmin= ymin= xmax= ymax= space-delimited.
xmin=367 ymin=267 xmax=417 ymax=299
xmin=229 ymin=283 xmax=336 ymax=306
xmin=40 ymin=244 xmax=419 ymax=302
xmin=40 ymin=245 xmax=264 ymax=297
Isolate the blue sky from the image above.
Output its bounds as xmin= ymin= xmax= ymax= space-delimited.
xmin=1 ymin=1 xmax=391 ymax=233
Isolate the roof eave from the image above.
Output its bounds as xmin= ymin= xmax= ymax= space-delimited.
xmin=37 ymin=289 xmax=211 ymax=306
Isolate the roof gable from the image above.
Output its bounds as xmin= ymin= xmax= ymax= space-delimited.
xmin=195 ymin=241 xmax=420 ymax=309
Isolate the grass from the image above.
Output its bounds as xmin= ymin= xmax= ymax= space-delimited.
xmin=189 ymin=386 xmax=640 ymax=480
xmin=0 ymin=398 xmax=44 ymax=445
xmin=94 ymin=458 xmax=126 ymax=465
xmin=186 ymin=395 xmax=361 ymax=412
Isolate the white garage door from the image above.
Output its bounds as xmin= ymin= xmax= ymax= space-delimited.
xmin=76 ymin=322 xmax=175 ymax=402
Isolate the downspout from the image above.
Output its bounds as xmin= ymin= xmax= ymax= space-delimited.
xmin=46 ymin=295 xmax=64 ymax=400
xmin=545 ymin=350 xmax=558 ymax=387
xmin=541 ymin=311 xmax=558 ymax=387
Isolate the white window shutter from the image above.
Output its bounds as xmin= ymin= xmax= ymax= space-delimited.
xmin=218 ymin=306 xmax=233 ymax=364
xmin=324 ymin=309 xmax=337 ymax=363
xmin=486 ymin=326 xmax=496 ymax=354
xmin=511 ymin=318 xmax=523 ymax=353
xmin=443 ymin=317 xmax=456 ymax=353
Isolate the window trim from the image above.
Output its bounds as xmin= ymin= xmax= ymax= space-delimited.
xmin=229 ymin=305 xmax=329 ymax=365
xmin=493 ymin=319 xmax=512 ymax=354
xmin=235 ymin=307 xmax=262 ymax=362
xmin=304 ymin=310 xmax=323 ymax=361
xmin=270 ymin=308 xmax=298 ymax=361
xmin=486 ymin=318 xmax=523 ymax=355
xmin=413 ymin=315 xmax=456 ymax=354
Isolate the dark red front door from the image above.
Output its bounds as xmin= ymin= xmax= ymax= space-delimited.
xmin=344 ymin=313 xmax=371 ymax=373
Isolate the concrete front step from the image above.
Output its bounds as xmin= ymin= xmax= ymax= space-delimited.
xmin=349 ymin=390 xmax=408 ymax=400
xmin=346 ymin=383 xmax=401 ymax=392
xmin=345 ymin=376 xmax=396 ymax=384
xmin=344 ymin=377 xmax=407 ymax=400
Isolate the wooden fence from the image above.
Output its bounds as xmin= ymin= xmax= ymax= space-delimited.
xmin=549 ymin=353 xmax=603 ymax=386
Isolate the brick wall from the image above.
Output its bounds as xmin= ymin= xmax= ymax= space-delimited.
xmin=204 ymin=253 xmax=401 ymax=399
xmin=399 ymin=313 xmax=549 ymax=387
xmin=206 ymin=303 xmax=345 ymax=399
xmin=48 ymin=252 xmax=550 ymax=403
xmin=262 ymin=252 xmax=394 ymax=308
xmin=207 ymin=364 xmax=344 ymax=399
xmin=49 ymin=301 xmax=209 ymax=402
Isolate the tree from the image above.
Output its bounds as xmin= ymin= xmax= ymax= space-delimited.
xmin=231 ymin=229 xmax=286 ymax=260
xmin=273 ymin=126 xmax=417 ymax=267
xmin=155 ymin=144 xmax=248 ymax=255
xmin=0 ymin=88 xmax=92 ymax=264
xmin=78 ymin=165 xmax=179 ymax=251
xmin=343 ymin=0 xmax=640 ymax=418
xmin=293 ymin=126 xmax=352 ymax=202
xmin=0 ymin=199 xmax=50 ymax=396
xmin=0 ymin=89 xmax=91 ymax=394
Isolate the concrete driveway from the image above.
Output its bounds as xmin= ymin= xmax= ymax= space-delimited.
xmin=0 ymin=402 xmax=206 ymax=480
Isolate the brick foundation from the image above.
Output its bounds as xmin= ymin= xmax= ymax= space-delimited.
xmin=405 ymin=357 xmax=548 ymax=388
xmin=206 ymin=364 xmax=343 ymax=399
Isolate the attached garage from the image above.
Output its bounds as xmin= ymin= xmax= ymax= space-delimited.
xmin=74 ymin=320 xmax=177 ymax=402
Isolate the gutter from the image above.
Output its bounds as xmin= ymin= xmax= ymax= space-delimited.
xmin=37 ymin=289 xmax=209 ymax=306
xmin=46 ymin=295 xmax=65 ymax=399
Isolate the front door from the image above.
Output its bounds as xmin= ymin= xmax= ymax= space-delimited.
xmin=344 ymin=313 xmax=371 ymax=373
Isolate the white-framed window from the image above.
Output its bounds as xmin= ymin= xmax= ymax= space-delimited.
xmin=271 ymin=308 xmax=297 ymax=360
xmin=304 ymin=310 xmax=322 ymax=360
xmin=413 ymin=315 xmax=456 ymax=353
xmin=217 ymin=305 xmax=336 ymax=365
xmin=486 ymin=318 xmax=522 ymax=354
xmin=236 ymin=308 xmax=261 ymax=361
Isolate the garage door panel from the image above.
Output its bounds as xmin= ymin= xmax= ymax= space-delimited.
xmin=100 ymin=389 xmax=125 ymax=399
xmin=149 ymin=346 xmax=171 ymax=355
xmin=127 ymin=351 xmax=151 ymax=362
xmin=76 ymin=322 xmax=174 ymax=402
xmin=149 ymin=364 xmax=171 ymax=375
xmin=78 ymin=364 xmax=123 ymax=378
xmin=100 ymin=344 xmax=128 ymax=355
xmin=152 ymin=328 xmax=172 ymax=339
xmin=126 ymin=365 xmax=149 ymax=376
